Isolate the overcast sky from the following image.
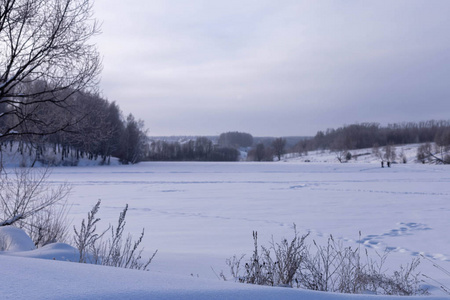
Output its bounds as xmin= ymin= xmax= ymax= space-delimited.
xmin=92 ymin=0 xmax=450 ymax=137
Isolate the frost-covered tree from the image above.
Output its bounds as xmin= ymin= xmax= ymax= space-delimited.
xmin=0 ymin=0 xmax=101 ymax=140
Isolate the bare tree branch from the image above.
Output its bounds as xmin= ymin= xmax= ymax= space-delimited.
xmin=0 ymin=0 xmax=101 ymax=140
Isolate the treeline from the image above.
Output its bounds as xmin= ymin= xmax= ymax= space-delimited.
xmin=293 ymin=120 xmax=450 ymax=153
xmin=146 ymin=137 xmax=239 ymax=161
xmin=218 ymin=131 xmax=253 ymax=148
xmin=0 ymin=87 xmax=148 ymax=165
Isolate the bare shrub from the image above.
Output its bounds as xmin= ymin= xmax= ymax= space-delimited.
xmin=225 ymin=227 xmax=309 ymax=287
xmin=0 ymin=167 xmax=71 ymax=246
xmin=366 ymin=258 xmax=424 ymax=295
xmin=263 ymin=227 xmax=309 ymax=286
xmin=26 ymin=200 xmax=70 ymax=247
xmin=73 ymin=200 xmax=157 ymax=270
xmin=239 ymin=231 xmax=274 ymax=286
xmin=416 ymin=142 xmax=450 ymax=165
xmin=300 ymin=236 xmax=425 ymax=295
xmin=73 ymin=200 xmax=105 ymax=263
xmin=226 ymin=228 xmax=427 ymax=296
xmin=417 ymin=143 xmax=432 ymax=163
xmin=98 ymin=204 xmax=157 ymax=270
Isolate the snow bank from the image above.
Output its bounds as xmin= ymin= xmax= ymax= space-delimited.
xmin=0 ymin=227 xmax=79 ymax=261
xmin=0 ymin=254 xmax=448 ymax=300
xmin=0 ymin=226 xmax=35 ymax=251
xmin=4 ymin=242 xmax=79 ymax=262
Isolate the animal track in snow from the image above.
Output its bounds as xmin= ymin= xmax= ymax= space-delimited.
xmin=310 ymin=187 xmax=449 ymax=196
xmin=353 ymin=222 xmax=449 ymax=261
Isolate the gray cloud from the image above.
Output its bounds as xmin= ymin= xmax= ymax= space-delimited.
xmin=93 ymin=0 xmax=450 ymax=136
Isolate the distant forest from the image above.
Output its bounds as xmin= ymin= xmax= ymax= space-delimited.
xmin=284 ymin=120 xmax=450 ymax=164
xmin=292 ymin=120 xmax=450 ymax=153
xmin=2 ymin=112 xmax=449 ymax=165
xmin=147 ymin=136 xmax=240 ymax=162
xmin=1 ymin=89 xmax=148 ymax=166
xmin=146 ymin=132 xmax=250 ymax=162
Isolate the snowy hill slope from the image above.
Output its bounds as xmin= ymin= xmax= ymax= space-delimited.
xmin=283 ymin=143 xmax=426 ymax=164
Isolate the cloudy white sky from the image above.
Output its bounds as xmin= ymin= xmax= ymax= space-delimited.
xmin=93 ymin=0 xmax=450 ymax=137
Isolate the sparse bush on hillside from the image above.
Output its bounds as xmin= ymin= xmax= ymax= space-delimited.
xmin=291 ymin=120 xmax=450 ymax=155
xmin=224 ymin=228 xmax=427 ymax=296
xmin=417 ymin=143 xmax=433 ymax=163
xmin=334 ymin=150 xmax=352 ymax=163
xmin=416 ymin=142 xmax=450 ymax=165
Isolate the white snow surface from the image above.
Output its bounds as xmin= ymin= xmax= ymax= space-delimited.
xmin=1 ymin=151 xmax=450 ymax=299
xmin=3 ymin=254 xmax=447 ymax=300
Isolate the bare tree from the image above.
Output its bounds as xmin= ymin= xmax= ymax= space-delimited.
xmin=434 ymin=128 xmax=450 ymax=164
xmin=416 ymin=143 xmax=431 ymax=163
xmin=383 ymin=144 xmax=396 ymax=165
xmin=254 ymin=143 xmax=265 ymax=161
xmin=334 ymin=150 xmax=352 ymax=163
xmin=0 ymin=0 xmax=101 ymax=140
xmin=272 ymin=137 xmax=286 ymax=161
xmin=295 ymin=139 xmax=309 ymax=156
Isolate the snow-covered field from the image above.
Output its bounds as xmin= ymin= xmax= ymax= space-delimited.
xmin=1 ymin=159 xmax=450 ymax=299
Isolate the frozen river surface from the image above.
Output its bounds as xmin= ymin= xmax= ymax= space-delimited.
xmin=48 ymin=162 xmax=450 ymax=279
